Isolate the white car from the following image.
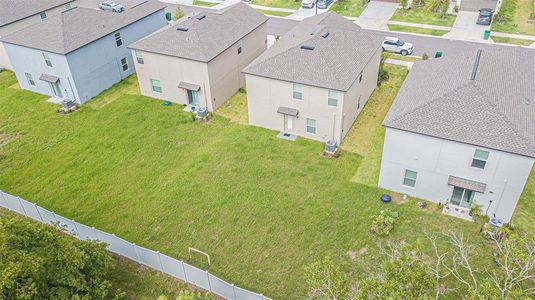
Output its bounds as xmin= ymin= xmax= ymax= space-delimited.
xmin=382 ymin=37 xmax=414 ymax=56
xmin=99 ymin=1 xmax=124 ymax=12
xmin=301 ymin=0 xmax=315 ymax=8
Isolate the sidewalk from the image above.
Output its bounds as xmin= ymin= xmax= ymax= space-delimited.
xmin=385 ymin=58 xmax=414 ymax=69
xmin=491 ymin=31 xmax=535 ymax=41
xmin=387 ymin=20 xmax=451 ymax=31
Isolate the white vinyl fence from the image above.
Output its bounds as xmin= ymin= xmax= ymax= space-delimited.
xmin=0 ymin=189 xmax=270 ymax=300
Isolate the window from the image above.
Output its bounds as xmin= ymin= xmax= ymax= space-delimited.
xmin=135 ymin=50 xmax=144 ymax=64
xmin=403 ymin=169 xmax=417 ymax=187
xmin=40 ymin=12 xmax=47 ymax=20
xmin=327 ymin=90 xmax=338 ymax=106
xmin=358 ymin=72 xmax=363 ymax=83
xmin=357 ymin=96 xmax=361 ymax=110
xmin=237 ymin=40 xmax=242 ymax=55
xmin=64 ymin=3 xmax=72 ymax=10
xmin=120 ymin=57 xmax=128 ymax=72
xmin=115 ymin=32 xmax=122 ymax=47
xmin=150 ymin=79 xmax=162 ymax=93
xmin=293 ymin=83 xmax=302 ymax=100
xmin=42 ymin=52 xmax=52 ymax=67
xmin=24 ymin=73 xmax=35 ymax=86
xmin=306 ymin=118 xmax=316 ymax=134
xmin=471 ymin=149 xmax=489 ymax=169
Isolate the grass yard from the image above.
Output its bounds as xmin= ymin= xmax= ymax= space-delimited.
xmin=0 ymin=69 xmax=510 ymax=298
xmin=514 ymin=168 xmax=535 ymax=235
xmin=491 ymin=35 xmax=535 ymax=45
xmin=491 ymin=0 xmax=535 ymax=35
xmin=192 ymin=0 xmax=219 ymax=7
xmin=329 ymin=0 xmax=368 ymax=17
xmin=388 ymin=24 xmax=449 ymax=36
xmin=250 ymin=0 xmax=300 ymax=10
xmin=255 ymin=8 xmax=293 ymax=16
xmin=387 ymin=54 xmax=421 ymax=62
xmin=391 ymin=7 xmax=456 ymax=27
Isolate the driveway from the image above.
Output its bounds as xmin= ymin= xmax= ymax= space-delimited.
xmin=288 ymin=2 xmax=333 ymax=20
xmin=444 ymin=11 xmax=490 ymax=41
xmin=355 ymin=1 xmax=399 ymax=30
xmin=460 ymin=0 xmax=497 ymax=11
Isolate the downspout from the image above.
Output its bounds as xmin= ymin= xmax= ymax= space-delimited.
xmin=494 ymin=179 xmax=508 ymax=218
xmin=67 ymin=76 xmax=77 ymax=103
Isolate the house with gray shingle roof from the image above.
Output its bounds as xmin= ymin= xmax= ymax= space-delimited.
xmin=379 ymin=47 xmax=535 ymax=222
xmin=242 ymin=12 xmax=383 ymax=143
xmin=0 ymin=0 xmax=77 ymax=69
xmin=129 ymin=3 xmax=268 ymax=112
xmin=0 ymin=0 xmax=167 ymax=104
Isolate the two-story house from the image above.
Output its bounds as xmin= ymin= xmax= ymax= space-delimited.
xmin=0 ymin=0 xmax=77 ymax=70
xmin=129 ymin=3 xmax=268 ymax=112
xmin=242 ymin=12 xmax=383 ymax=144
xmin=0 ymin=0 xmax=167 ymax=104
xmin=379 ymin=47 xmax=535 ymax=222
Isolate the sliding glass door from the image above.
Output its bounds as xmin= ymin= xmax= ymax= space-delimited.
xmin=450 ymin=187 xmax=475 ymax=208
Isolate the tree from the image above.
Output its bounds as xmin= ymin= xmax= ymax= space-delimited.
xmin=173 ymin=6 xmax=185 ymax=21
xmin=0 ymin=217 xmax=123 ymax=299
xmin=304 ymin=257 xmax=351 ymax=300
xmin=400 ymin=0 xmax=409 ymax=9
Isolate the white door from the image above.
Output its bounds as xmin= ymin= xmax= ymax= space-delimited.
xmin=286 ymin=116 xmax=294 ymax=132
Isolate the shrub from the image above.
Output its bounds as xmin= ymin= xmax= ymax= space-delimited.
xmin=377 ymin=53 xmax=390 ymax=85
xmin=422 ymin=53 xmax=429 ymax=60
xmin=370 ymin=209 xmax=399 ymax=235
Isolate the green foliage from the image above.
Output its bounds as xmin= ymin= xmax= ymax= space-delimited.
xmin=173 ymin=6 xmax=185 ymax=21
xmin=427 ymin=0 xmax=449 ymax=17
xmin=400 ymin=0 xmax=408 ymax=9
xmin=377 ymin=53 xmax=390 ymax=85
xmin=370 ymin=209 xmax=399 ymax=235
xmin=304 ymin=257 xmax=350 ymax=299
xmin=0 ymin=217 xmax=122 ymax=299
xmin=495 ymin=0 xmax=516 ymax=24
xmin=158 ymin=290 xmax=214 ymax=300
xmin=422 ymin=53 xmax=429 ymax=60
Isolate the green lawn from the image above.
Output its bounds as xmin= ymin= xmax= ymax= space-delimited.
xmin=0 ymin=69 xmax=505 ymax=298
xmin=255 ymin=8 xmax=293 ymax=16
xmin=491 ymin=35 xmax=535 ymax=45
xmin=192 ymin=0 xmax=219 ymax=7
xmin=514 ymin=168 xmax=535 ymax=235
xmin=329 ymin=0 xmax=368 ymax=17
xmin=250 ymin=0 xmax=300 ymax=10
xmin=491 ymin=0 xmax=535 ymax=35
xmin=391 ymin=7 xmax=456 ymax=27
xmin=388 ymin=24 xmax=449 ymax=36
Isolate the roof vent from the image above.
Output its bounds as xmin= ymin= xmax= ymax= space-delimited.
xmin=177 ymin=26 xmax=189 ymax=32
xmin=526 ymin=98 xmax=531 ymax=105
xmin=321 ymin=31 xmax=329 ymax=38
xmin=300 ymin=45 xmax=315 ymax=51
xmin=470 ymin=49 xmax=482 ymax=81
xmin=196 ymin=14 xmax=206 ymax=20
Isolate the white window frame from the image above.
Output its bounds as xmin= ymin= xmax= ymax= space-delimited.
xmin=120 ymin=57 xmax=129 ymax=72
xmin=471 ymin=149 xmax=489 ymax=169
xmin=293 ymin=83 xmax=303 ymax=100
xmin=42 ymin=52 xmax=52 ymax=67
xmin=40 ymin=12 xmax=47 ymax=20
xmin=64 ymin=3 xmax=72 ymax=10
xmin=327 ymin=90 xmax=338 ymax=107
xmin=306 ymin=118 xmax=316 ymax=135
xmin=150 ymin=79 xmax=162 ymax=93
xmin=403 ymin=169 xmax=417 ymax=188
xmin=115 ymin=32 xmax=122 ymax=47
xmin=24 ymin=73 xmax=35 ymax=86
xmin=135 ymin=50 xmax=144 ymax=64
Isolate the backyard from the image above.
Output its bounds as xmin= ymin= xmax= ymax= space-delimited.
xmin=491 ymin=0 xmax=535 ymax=35
xmin=0 ymin=67 xmax=531 ymax=298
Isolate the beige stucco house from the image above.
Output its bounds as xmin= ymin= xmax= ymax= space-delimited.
xmin=0 ymin=0 xmax=76 ymax=70
xmin=129 ymin=3 xmax=268 ymax=112
xmin=242 ymin=12 xmax=383 ymax=144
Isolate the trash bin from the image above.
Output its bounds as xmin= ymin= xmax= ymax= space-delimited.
xmin=165 ymin=12 xmax=172 ymax=21
xmin=484 ymin=30 xmax=491 ymax=40
xmin=435 ymin=51 xmax=443 ymax=58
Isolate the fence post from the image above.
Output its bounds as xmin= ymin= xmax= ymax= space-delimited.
xmin=156 ymin=251 xmax=164 ymax=271
xmin=34 ymin=203 xmax=44 ymax=222
xmin=51 ymin=212 xmax=58 ymax=222
xmin=72 ymin=220 xmax=80 ymax=238
xmin=260 ymin=293 xmax=264 ymax=300
xmin=133 ymin=243 xmax=141 ymax=262
xmin=0 ymin=191 xmax=7 ymax=208
xmin=206 ymin=271 xmax=212 ymax=292
xmin=181 ymin=260 xmax=188 ymax=283
xmin=232 ymin=284 xmax=237 ymax=300
xmin=17 ymin=196 xmax=27 ymax=216
xmin=92 ymin=226 xmax=98 ymax=240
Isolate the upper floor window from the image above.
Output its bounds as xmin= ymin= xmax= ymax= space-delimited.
xmin=24 ymin=73 xmax=35 ymax=86
xmin=64 ymin=3 xmax=72 ymax=10
xmin=237 ymin=40 xmax=242 ymax=55
xmin=293 ymin=83 xmax=302 ymax=100
xmin=42 ymin=52 xmax=52 ymax=67
xmin=135 ymin=50 xmax=144 ymax=64
xmin=403 ymin=169 xmax=417 ymax=187
xmin=327 ymin=90 xmax=338 ymax=107
xmin=115 ymin=32 xmax=122 ymax=47
xmin=40 ymin=12 xmax=47 ymax=20
xmin=471 ymin=149 xmax=489 ymax=169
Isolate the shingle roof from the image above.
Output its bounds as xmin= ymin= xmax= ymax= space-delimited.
xmin=129 ymin=3 xmax=268 ymax=62
xmin=383 ymin=47 xmax=535 ymax=158
xmin=242 ymin=12 xmax=383 ymax=91
xmin=0 ymin=0 xmax=73 ymax=27
xmin=0 ymin=0 xmax=166 ymax=54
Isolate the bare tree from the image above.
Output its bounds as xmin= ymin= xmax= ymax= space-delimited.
xmin=427 ymin=234 xmax=453 ymax=299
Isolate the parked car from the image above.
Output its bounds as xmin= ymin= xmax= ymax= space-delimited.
xmin=382 ymin=37 xmax=414 ymax=56
xmin=99 ymin=1 xmax=124 ymax=12
xmin=316 ymin=0 xmax=333 ymax=9
xmin=477 ymin=8 xmax=493 ymax=25
xmin=302 ymin=0 xmax=315 ymax=8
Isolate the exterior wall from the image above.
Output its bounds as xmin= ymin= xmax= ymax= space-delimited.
xmin=245 ymin=74 xmax=345 ymax=143
xmin=0 ymin=1 xmax=76 ymax=69
xmin=378 ymin=128 xmax=534 ymax=222
xmin=66 ymin=9 xmax=166 ymax=103
xmin=4 ymin=43 xmax=75 ymax=99
xmin=207 ymin=22 xmax=267 ymax=111
xmin=133 ymin=50 xmax=211 ymax=107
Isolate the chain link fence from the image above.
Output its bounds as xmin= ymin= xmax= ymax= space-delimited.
xmin=0 ymin=189 xmax=270 ymax=300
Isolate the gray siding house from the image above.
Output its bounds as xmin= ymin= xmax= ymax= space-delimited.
xmin=0 ymin=0 xmax=77 ymax=70
xmin=379 ymin=48 xmax=535 ymax=222
xmin=1 ymin=0 xmax=167 ymax=104
xmin=242 ymin=12 xmax=383 ymax=144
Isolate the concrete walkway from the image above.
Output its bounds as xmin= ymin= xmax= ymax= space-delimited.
xmin=491 ymin=31 xmax=535 ymax=41
xmin=355 ymin=1 xmax=399 ymax=30
xmin=444 ymin=11 xmax=490 ymax=41
xmin=388 ymin=20 xmax=451 ymax=31
xmin=385 ymin=58 xmax=414 ymax=69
